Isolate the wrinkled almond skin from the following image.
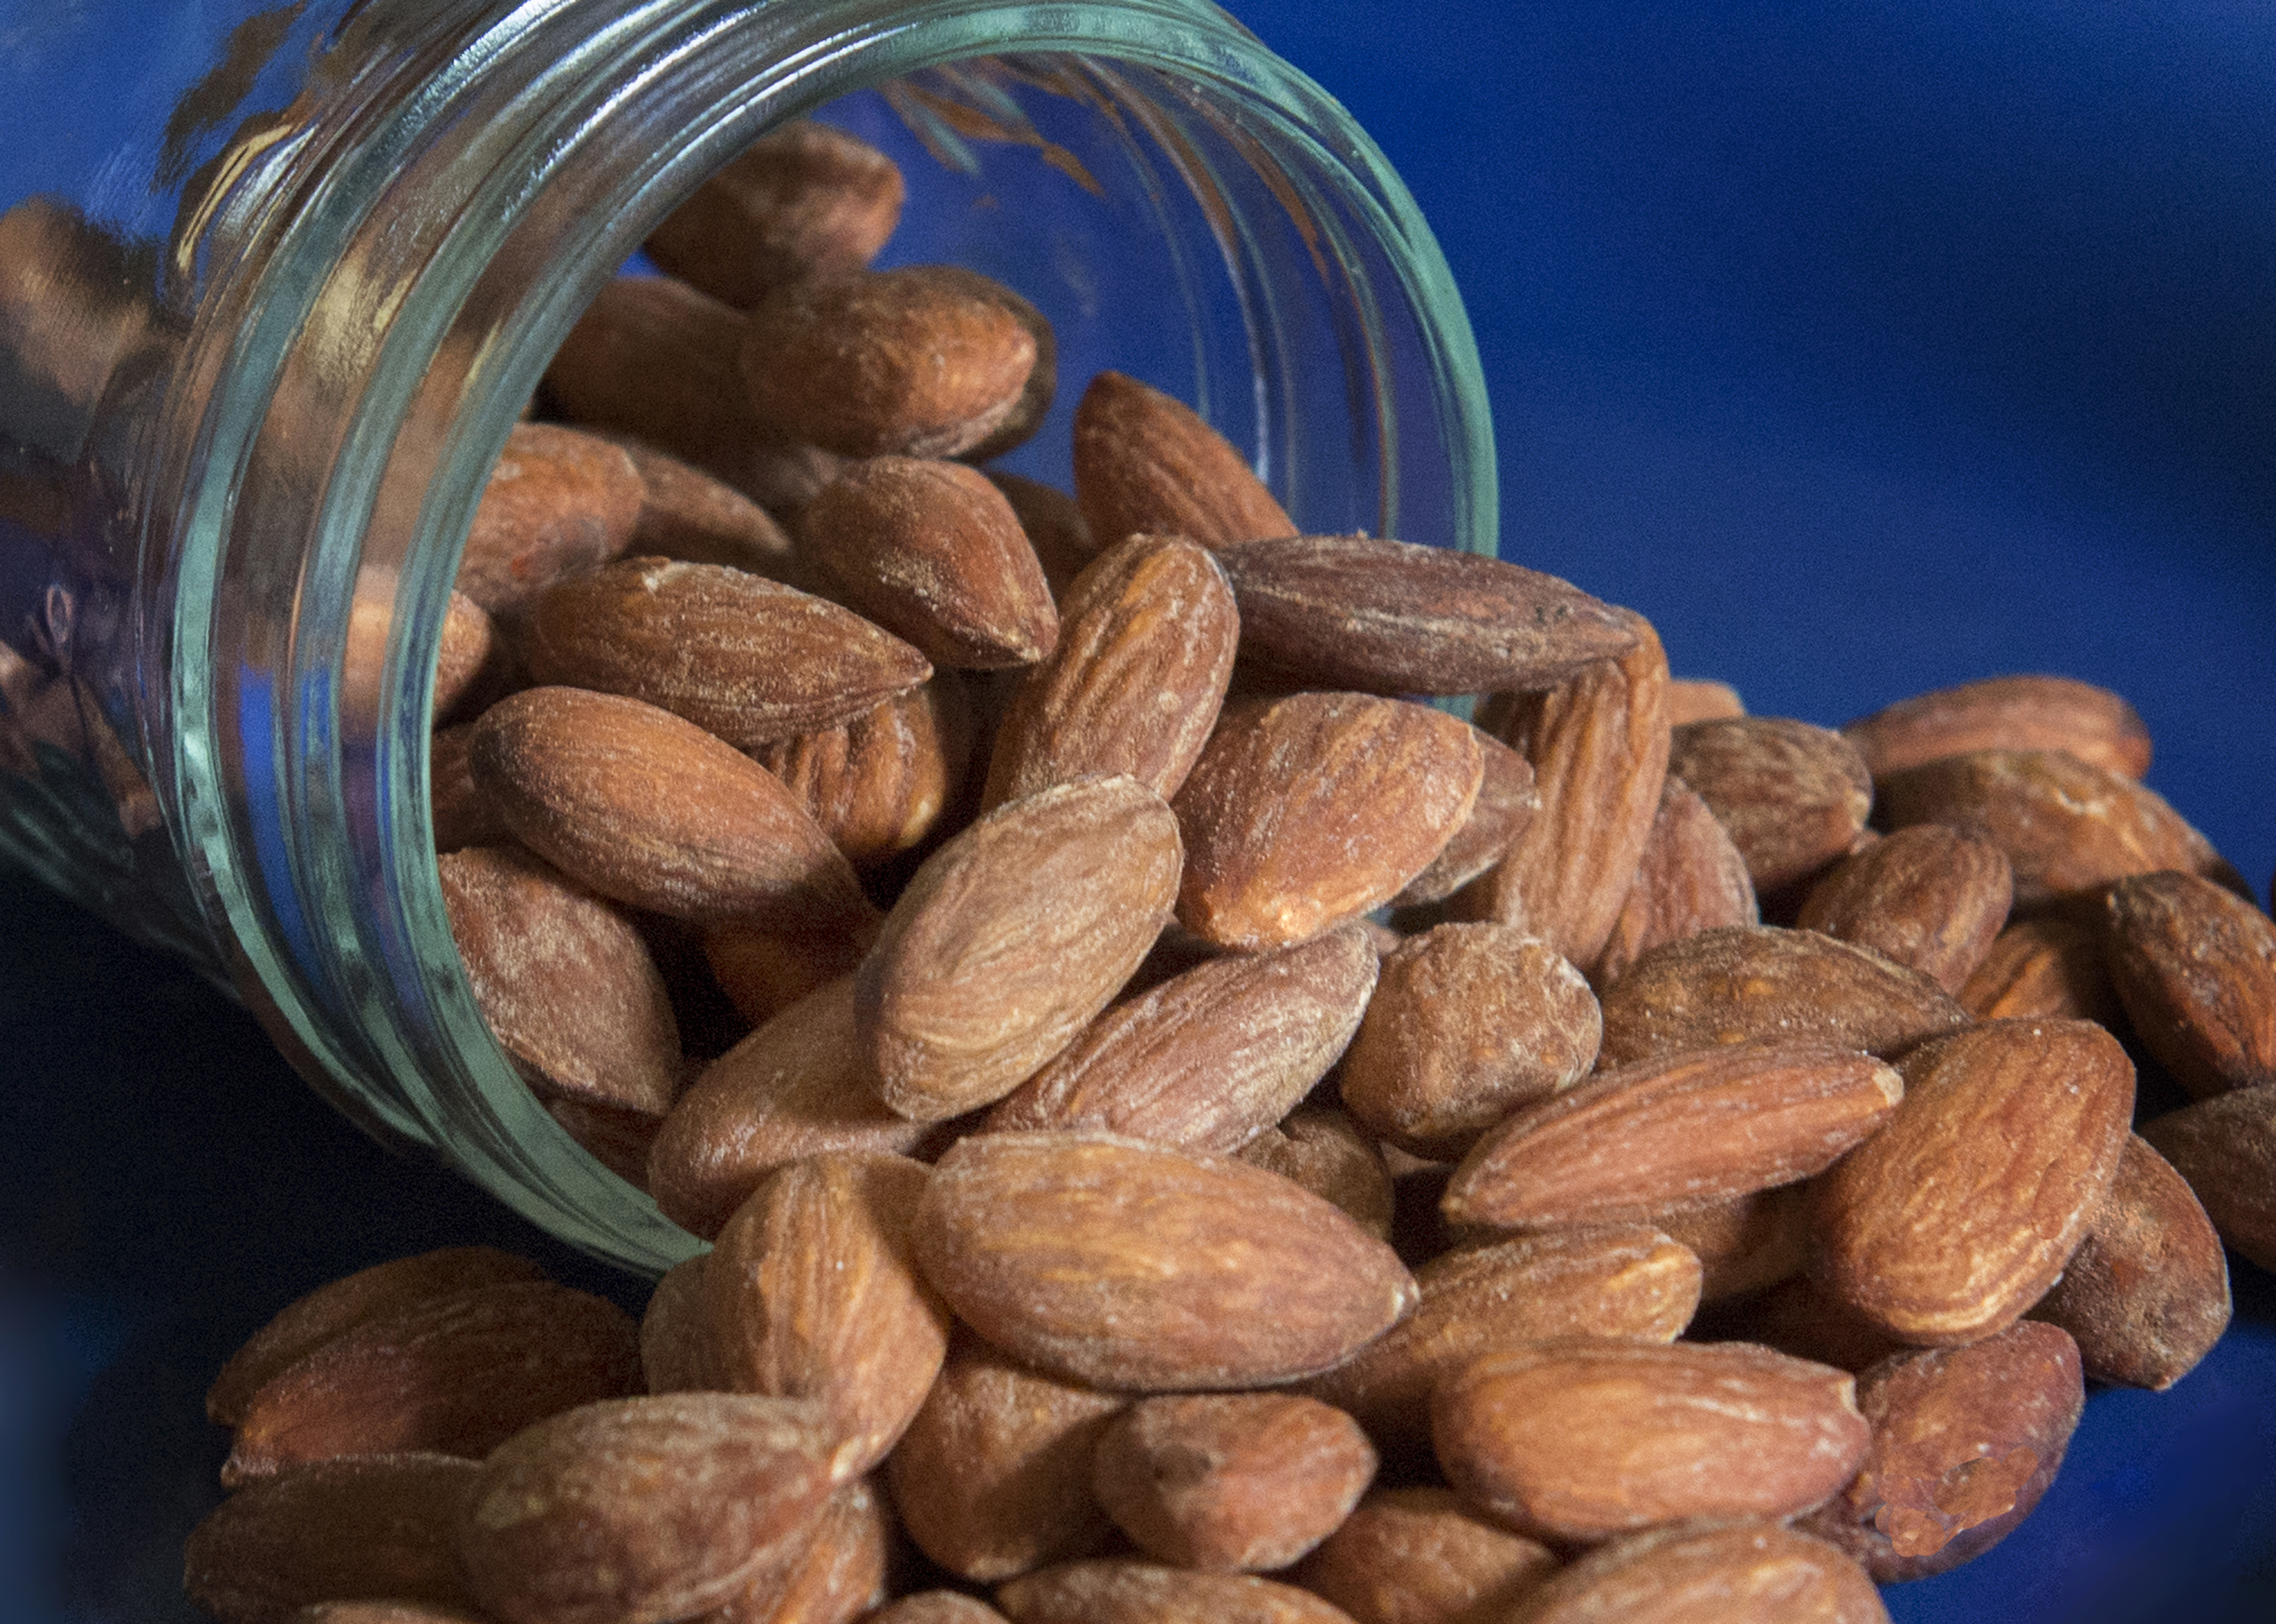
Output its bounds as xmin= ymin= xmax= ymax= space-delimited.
xmin=926 ymin=265 xmax=1058 ymax=463
xmin=803 ymin=458 xmax=1058 ymax=670
xmin=605 ymin=434 xmax=799 ymax=578
xmin=1652 ymin=1184 xmax=1810 ymax=1303
xmin=1876 ymin=748 xmax=2233 ymax=909
xmin=1957 ymin=914 xmax=2122 ymax=1024
xmin=915 ymin=1132 xmax=1419 ymax=1392
xmin=1444 ymin=1041 xmax=1901 ymax=1232
xmin=996 ymin=1562 xmax=1359 ymax=1624
xmin=990 ymin=473 xmax=1099 ymax=599
xmin=1795 ymin=823 xmax=2013 ymax=995
xmin=1664 ymin=679 xmax=1746 ymax=725
xmin=1289 ymin=1487 xmax=1559 ymax=1624
xmin=641 ymin=1253 xmax=719 ymax=1395
xmin=2102 ymin=868 xmax=2276 ymax=1099
xmin=288 ymin=1605 xmax=495 ymax=1624
xmin=2138 ymin=1085 xmax=2276 ymax=1274
xmin=430 ymin=722 xmax=509 ymax=852
xmin=857 ymin=775 xmax=1181 ymax=1120
xmin=1797 ymin=1321 xmax=2084 ymax=1582
xmin=1464 ymin=610 xmax=1670 ymax=970
xmin=1712 ymin=1274 xmax=1907 ymax=1377
xmin=703 ymin=1154 xmax=952 ymax=1476
xmin=1590 ymin=773 xmax=1757 ymax=988
xmin=741 ymin=267 xmax=1037 ymax=459
xmin=208 ymin=1247 xmax=546 ymax=1428
xmin=1392 ymin=731 xmax=1537 ymax=909
xmin=2030 ymin=1135 xmax=2230 ymax=1391
xmin=885 ymin=1332 xmax=1126 ymax=1582
xmin=1843 ymin=674 xmax=2152 ymax=781
xmin=433 ymin=592 xmax=503 ymax=725
xmin=1664 ymin=717 xmax=1873 ymax=902
xmin=1508 ymin=1521 xmax=1888 ymax=1624
xmin=524 ymin=556 xmax=932 ymax=751
xmin=1175 ymin=693 xmax=1484 ymax=951
xmin=1237 ymin=1107 xmax=1397 ymax=1241
xmin=984 ymin=925 xmax=1376 ymax=1152
xmin=753 ymin=676 xmax=971 ymax=868
xmin=868 ymin=1596 xmax=1011 ymax=1624
xmin=984 ymin=532 xmax=1239 ymax=812
xmin=470 ymin=688 xmax=875 ymax=936
xmin=1071 ymin=370 xmax=1295 ymax=550
xmin=698 ymin=1476 xmax=890 ymax=1624
xmin=183 ymin=1454 xmax=482 ymax=1624
xmin=1339 ymin=923 xmax=1600 ymax=1161
xmin=1813 ymin=1019 xmax=2134 ymax=1344
xmin=1306 ymin=1227 xmax=1700 ymax=1454
xmin=1090 ymin=1394 xmax=1378 ymax=1572
xmin=1433 ymin=1340 xmax=1869 ymax=1543
xmin=455 ymin=423 xmax=644 ymax=618
xmin=701 ymin=922 xmax=872 ymax=1030
xmin=455 ymin=1394 xmax=845 ymax=1624
xmin=1597 ymin=925 xmax=1970 ymax=1067
xmin=1214 ymin=532 xmax=1637 ymax=696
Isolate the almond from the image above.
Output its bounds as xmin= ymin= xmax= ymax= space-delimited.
xmin=1589 ymin=772 xmax=1757 ymax=988
xmin=1071 ymin=370 xmax=1295 ymax=549
xmin=430 ymin=721 xmax=509 ymax=852
xmin=1813 ymin=1019 xmax=2134 ymax=1344
xmin=1664 ymin=678 xmax=1746 ymax=725
xmin=701 ymin=921 xmax=873 ymax=1029
xmin=868 ymin=1598 xmax=1010 ymax=1624
xmin=1390 ymin=731 xmax=1538 ymax=910
xmin=996 ymin=1562 xmax=1359 ymax=1624
xmin=1664 ymin=716 xmax=1872 ymax=903
xmin=1288 ymin=1487 xmax=1559 ymax=1624
xmin=1956 ymin=914 xmax=2122 ymax=1023
xmin=930 ymin=265 xmax=1058 ymax=461
xmin=914 ymin=1131 xmax=1419 ymax=1392
xmin=2138 ymin=1084 xmax=2276 ymax=1274
xmin=2102 ymin=867 xmax=2276 ymax=1099
xmin=604 ymin=434 xmax=799 ymax=578
xmin=1650 ymin=1184 xmax=1810 ymax=1303
xmin=752 ymin=675 xmax=972 ymax=868
xmin=641 ymin=1253 xmax=720 ymax=1394
xmin=1237 ymin=1107 xmax=1397 ymax=1241
xmin=1793 ymin=823 xmax=2013 ymax=994
xmin=1709 ymin=1274 xmax=1906 ymax=1376
xmin=1843 ymin=673 xmax=2151 ymax=781
xmin=455 ymin=423 xmax=644 ymax=618
xmin=990 ymin=474 xmax=1099 ymax=599
xmin=1175 ymin=692 xmax=1483 ymax=950
xmin=432 ymin=591 xmax=503 ymax=724
xmin=699 ymin=1476 xmax=891 ymax=1624
xmin=1508 ymin=1521 xmax=1886 ymax=1624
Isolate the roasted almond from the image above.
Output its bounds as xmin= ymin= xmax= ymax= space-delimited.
xmin=868 ymin=1597 xmax=1011 ymax=1624
xmin=1664 ymin=678 xmax=1746 ymax=725
xmin=430 ymin=721 xmax=510 ymax=852
xmin=701 ymin=921 xmax=873 ymax=1030
xmin=1664 ymin=716 xmax=1872 ymax=903
xmin=1956 ymin=914 xmax=2122 ymax=1024
xmin=699 ymin=1474 xmax=891 ymax=1624
xmin=1071 ymin=370 xmax=1295 ymax=550
xmin=432 ymin=591 xmax=504 ymax=725
xmin=641 ymin=1253 xmax=721 ymax=1395
xmin=990 ymin=473 xmax=1099 ymax=599
xmin=1843 ymin=673 xmax=2151 ymax=781
xmin=1237 ymin=1107 xmax=1397 ymax=1241
xmin=2138 ymin=1084 xmax=2276 ymax=1274
xmin=1507 ymin=1521 xmax=1886 ymax=1624
xmin=1793 ymin=823 xmax=2012 ymax=994
xmin=1289 ymin=1486 xmax=1559 ymax=1624
xmin=996 ymin=1562 xmax=1359 ymax=1624
xmin=1390 ymin=730 xmax=1537 ymax=909
xmin=1589 ymin=772 xmax=1757 ymax=988
xmin=2102 ymin=867 xmax=2276 ymax=1099
xmin=1650 ymin=1183 xmax=1810 ymax=1303
xmin=930 ymin=265 xmax=1058 ymax=462
xmin=603 ymin=433 xmax=799 ymax=578
xmin=752 ymin=674 xmax=971 ymax=868
xmin=1708 ymin=1274 xmax=1906 ymax=1376
xmin=454 ymin=423 xmax=644 ymax=619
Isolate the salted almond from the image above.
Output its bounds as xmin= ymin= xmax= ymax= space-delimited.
xmin=648 ymin=979 xmax=932 ymax=1241
xmin=470 ymin=687 xmax=875 ymax=936
xmin=2102 ymin=868 xmax=2276 ymax=1098
xmin=1462 ymin=610 xmax=1670 ymax=970
xmin=2138 ymin=1084 xmax=2276 ymax=1274
xmin=803 ymin=458 xmax=1057 ymax=669
xmin=741 ymin=266 xmax=1037 ymax=459
xmin=1390 ymin=731 xmax=1537 ymax=909
xmin=699 ymin=1476 xmax=890 ymax=1624
xmin=1289 ymin=1487 xmax=1559 ymax=1624
xmin=1957 ymin=914 xmax=2122 ymax=1024
xmin=183 ymin=1454 xmax=482 ymax=1624
xmin=1664 ymin=716 xmax=1872 ymax=903
xmin=1237 ymin=1107 xmax=1396 ymax=1241
xmin=2030 ymin=1134 xmax=2230 ymax=1391
xmin=455 ymin=1394 xmax=844 ymax=1624
xmin=223 ymin=1281 xmax=641 ymax=1485
xmin=603 ymin=433 xmax=799 ymax=577
xmin=1843 ymin=674 xmax=2151 ymax=781
xmin=433 ymin=592 xmax=505 ymax=724
xmin=868 ymin=1597 xmax=1010 ymax=1624
xmin=982 ymin=532 xmax=1238 ymax=812
xmin=1794 ymin=824 xmax=2013 ymax=994
xmin=1797 ymin=1322 xmax=2084 ymax=1581
xmin=997 ymin=1562 xmax=1358 ymax=1624
xmin=930 ymin=265 xmax=1058 ymax=462
xmin=1306 ymin=1228 xmax=1699 ymax=1454
xmin=430 ymin=722 xmax=510 ymax=852
xmin=983 ymin=925 xmax=1377 ymax=1153
xmin=915 ymin=1132 xmax=1419 ymax=1392
xmin=1510 ymin=1522 xmax=1887 ymax=1624
xmin=701 ymin=923 xmax=872 ymax=1030
xmin=856 ymin=776 xmax=1181 ymax=1121
xmin=1072 ymin=370 xmax=1295 ymax=549
xmin=523 ymin=556 xmax=931 ymax=750
xmin=646 ymin=121 xmax=904 ymax=308
xmin=455 ymin=423 xmax=643 ymax=618
xmin=1339 ymin=923 xmax=1599 ymax=1161
xmin=1175 ymin=693 xmax=1482 ymax=950
xmin=1813 ymin=1019 xmax=2134 ymax=1344
xmin=884 ymin=1331 xmax=1126 ymax=1582
xmin=1710 ymin=1274 xmax=1907 ymax=1376
xmin=641 ymin=1254 xmax=720 ymax=1394
xmin=752 ymin=675 xmax=971 ymax=868
xmin=1651 ymin=1184 xmax=1811 ymax=1303
xmin=1664 ymin=678 xmax=1745 ymax=725
xmin=990 ymin=474 xmax=1099 ymax=599
xmin=1589 ymin=773 xmax=1757 ymax=988
xmin=1596 ymin=925 xmax=1970 ymax=1067
xmin=288 ymin=1605 xmax=495 ymax=1624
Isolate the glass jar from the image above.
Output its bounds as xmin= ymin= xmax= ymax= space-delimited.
xmin=0 ymin=0 xmax=1493 ymax=1273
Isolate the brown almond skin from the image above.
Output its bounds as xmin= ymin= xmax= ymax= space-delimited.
xmin=1957 ymin=914 xmax=2122 ymax=1024
xmin=455 ymin=423 xmax=644 ymax=618
xmin=1590 ymin=772 xmax=1758 ymax=988
xmin=433 ymin=592 xmax=502 ymax=725
xmin=984 ymin=532 xmax=1239 ymax=812
xmin=430 ymin=722 xmax=510 ymax=852
xmin=1508 ymin=1521 xmax=1888 ymax=1624
xmin=288 ymin=1605 xmax=495 ymax=1624
xmin=701 ymin=921 xmax=872 ymax=1030
xmin=1795 ymin=823 xmax=2013 ymax=995
xmin=869 ymin=1597 xmax=1012 ymax=1624
xmin=885 ymin=1332 xmax=1127 ymax=1583
xmin=997 ymin=1562 xmax=1359 ymax=1624
xmin=1597 ymin=924 xmax=1970 ymax=1067
xmin=208 ymin=1247 xmax=546 ymax=1428
xmin=1090 ymin=1394 xmax=1378 ymax=1572
xmin=183 ymin=1454 xmax=483 ymax=1624
xmin=1664 ymin=678 xmax=1746 ymax=725
xmin=2030 ymin=1134 xmax=2231 ymax=1390
xmin=1653 ymin=1184 xmax=1811 ymax=1303
xmin=1712 ymin=1273 xmax=1908 ymax=1376
xmin=1877 ymin=748 xmax=2233 ymax=908
xmin=1664 ymin=716 xmax=1873 ymax=901
xmin=2102 ymin=868 xmax=2276 ymax=1098
xmin=992 ymin=474 xmax=1099 ymax=599
xmin=983 ymin=925 xmax=1378 ymax=1153
xmin=857 ymin=775 xmax=1181 ymax=1121
xmin=455 ymin=1394 xmax=845 ymax=1624
xmin=1433 ymin=1340 xmax=1869 ymax=1543
xmin=703 ymin=1154 xmax=951 ymax=1476
xmin=222 ymin=1282 xmax=641 ymax=1485
xmin=1391 ymin=731 xmax=1537 ymax=909
xmin=1844 ymin=673 xmax=2152 ymax=781
xmin=1813 ymin=1019 xmax=2135 ymax=1344
xmin=1306 ymin=1227 xmax=1700 ymax=1454
xmin=930 ymin=265 xmax=1059 ymax=463
xmin=648 ymin=978 xmax=932 ymax=1240
xmin=698 ymin=1474 xmax=890 ymax=1624
xmin=1339 ymin=923 xmax=1600 ymax=1161
xmin=1289 ymin=1487 xmax=1559 ymax=1624
xmin=470 ymin=687 xmax=875 ymax=936
xmin=1215 ymin=532 xmax=1637 ymax=696
xmin=2139 ymin=1084 xmax=2276 ymax=1274
xmin=1797 ymin=1321 xmax=2084 ymax=1582
xmin=1464 ymin=610 xmax=1670 ymax=971
xmin=753 ymin=675 xmax=971 ymax=868
xmin=1072 ymin=370 xmax=1295 ymax=550
xmin=803 ymin=458 xmax=1059 ymax=670
xmin=1238 ymin=1107 xmax=1397 ymax=1241
xmin=646 ymin=121 xmax=905 ymax=309
xmin=1175 ymin=693 xmax=1484 ymax=951
xmin=641 ymin=1253 xmax=719 ymax=1394
xmin=1445 ymin=1041 xmax=1902 ymax=1231
xmin=741 ymin=267 xmax=1037 ymax=459
xmin=604 ymin=433 xmax=799 ymax=578
xmin=915 ymin=1131 xmax=1419 ymax=1392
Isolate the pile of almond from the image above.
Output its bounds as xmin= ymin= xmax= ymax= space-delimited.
xmin=186 ymin=118 xmax=2276 ymax=1624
